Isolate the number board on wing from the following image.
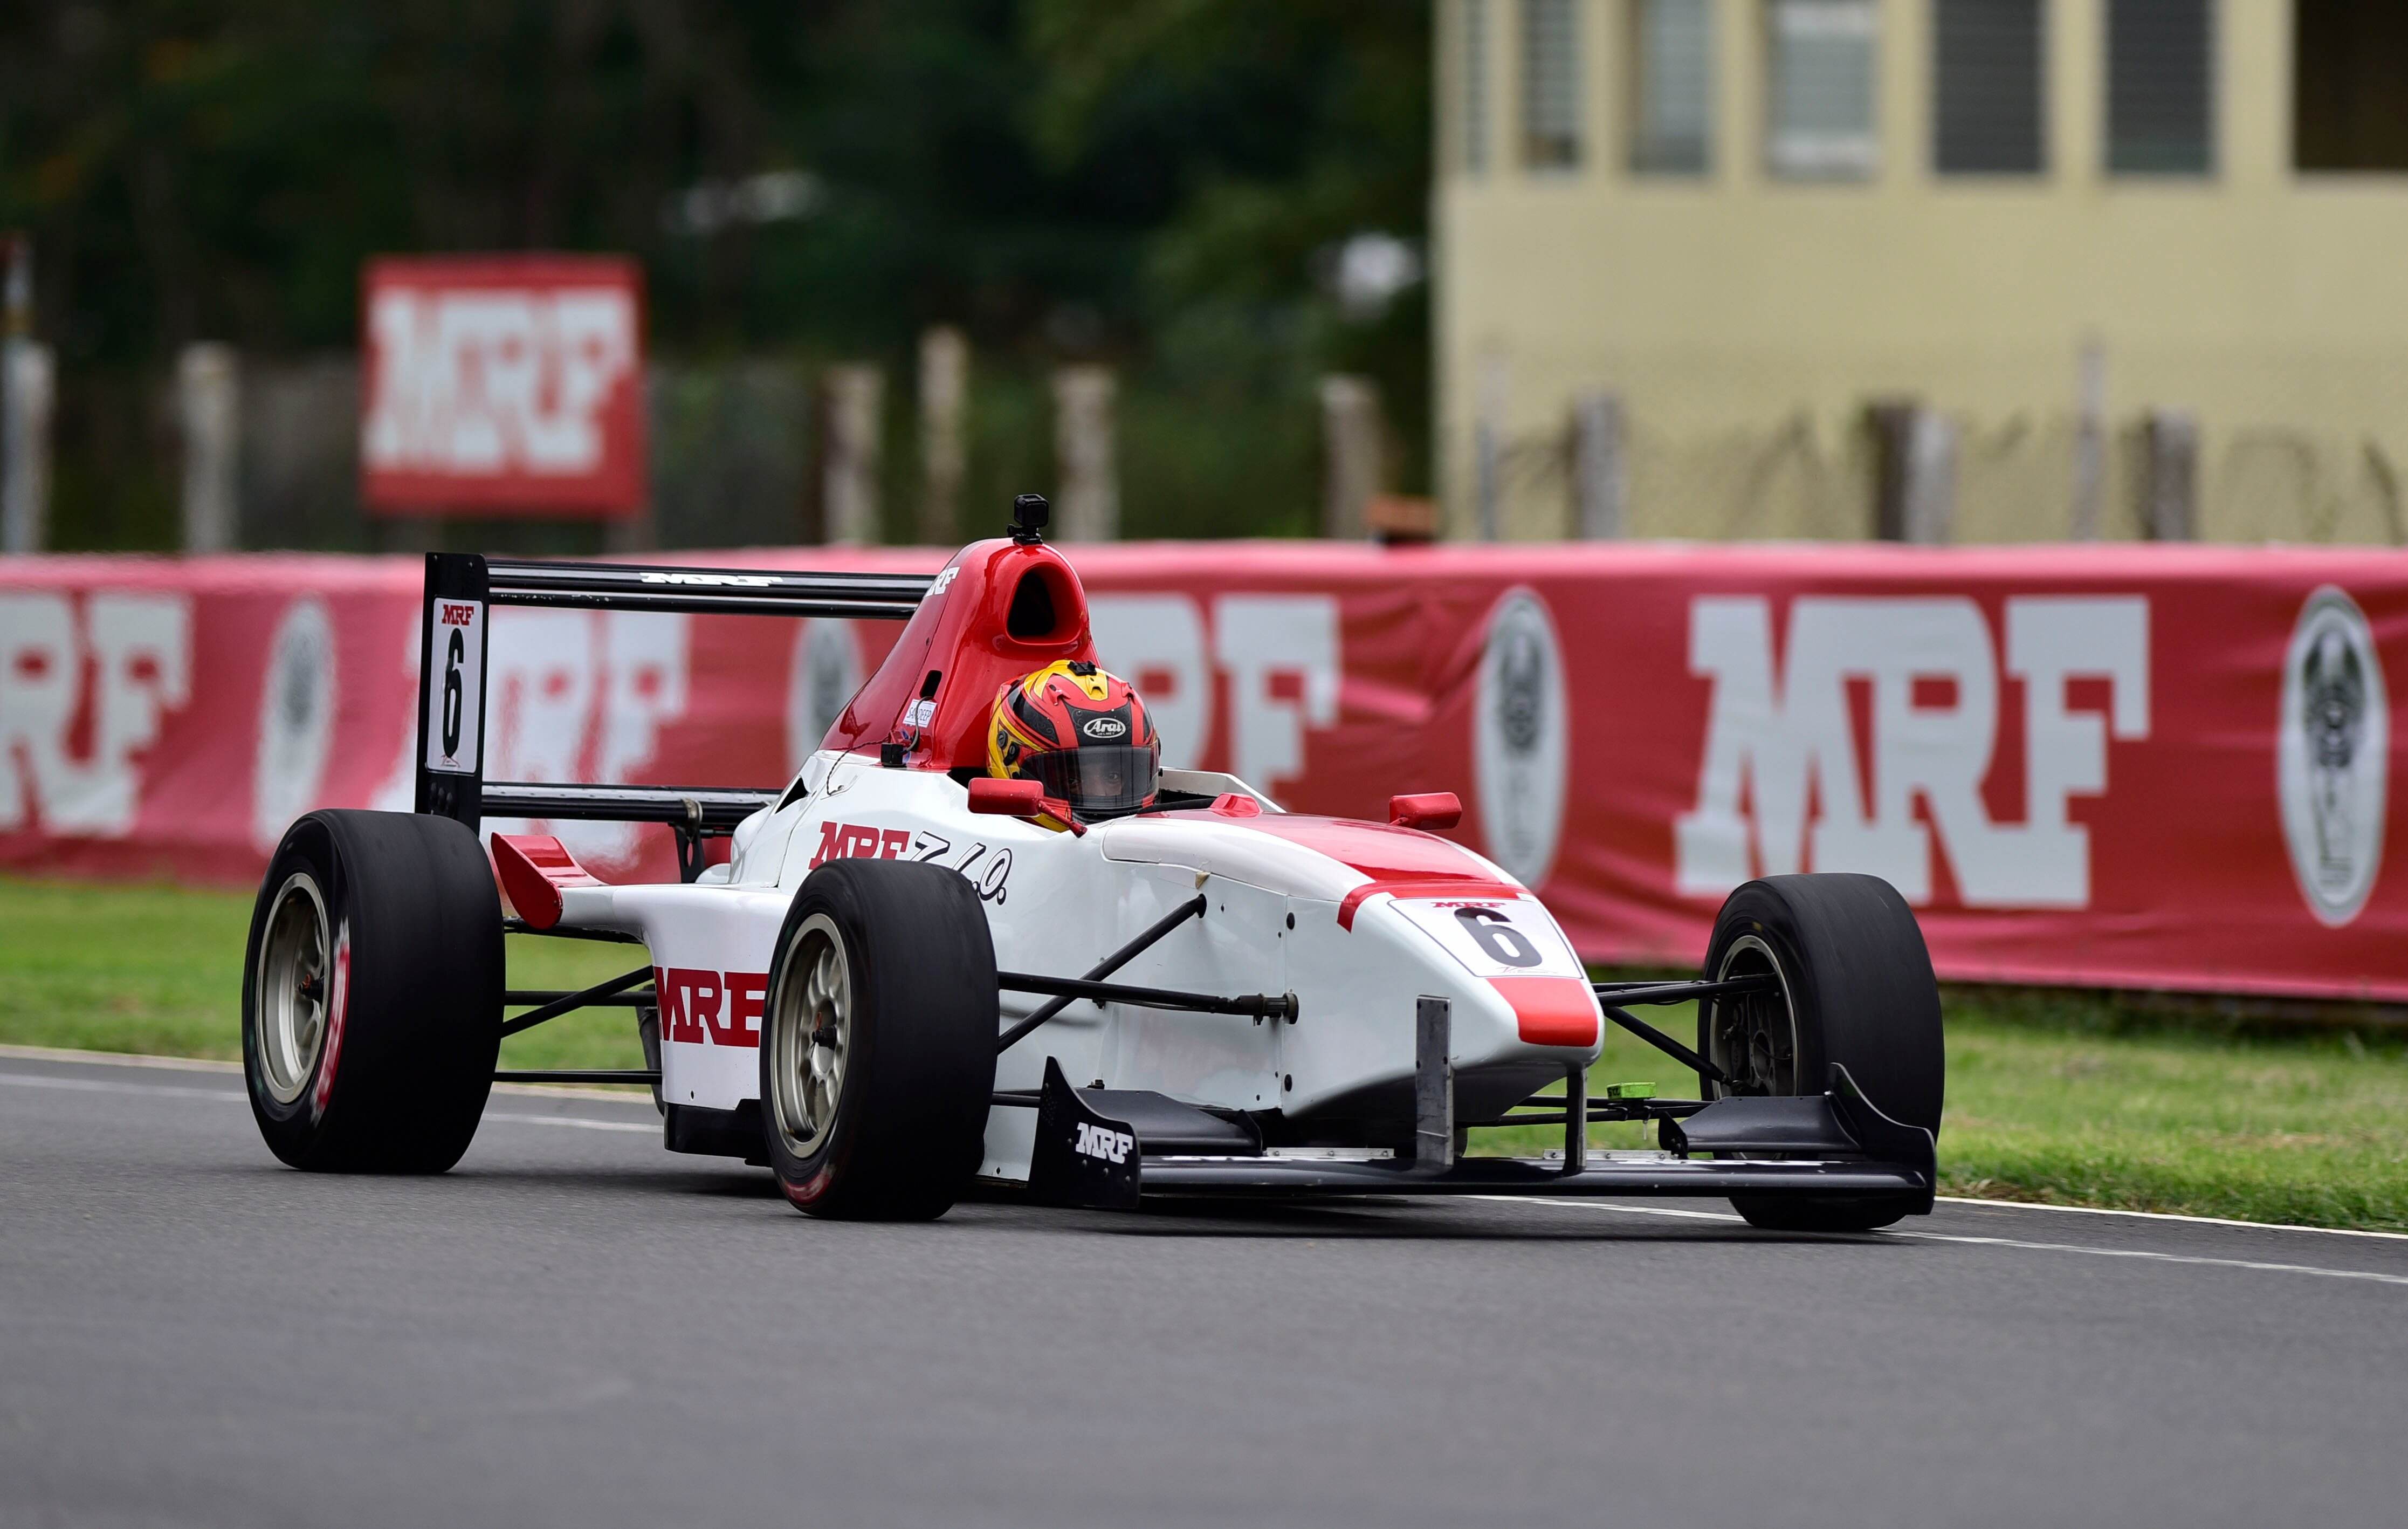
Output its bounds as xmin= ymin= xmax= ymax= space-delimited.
xmin=423 ymin=598 xmax=486 ymax=775
xmin=1389 ymin=895 xmax=1582 ymax=980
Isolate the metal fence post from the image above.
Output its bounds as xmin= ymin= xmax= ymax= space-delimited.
xmin=1473 ymin=348 xmax=1508 ymax=541
xmin=2142 ymin=409 xmax=2198 ymax=541
xmin=2070 ymin=339 xmax=2106 ymax=540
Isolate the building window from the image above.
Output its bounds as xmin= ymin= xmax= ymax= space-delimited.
xmin=2296 ymin=1 xmax=2408 ymax=171
xmin=2107 ymin=0 xmax=2214 ymax=175
xmin=1934 ymin=1 xmax=2044 ymax=174
xmin=1631 ymin=0 xmax=1714 ymax=174
xmin=1521 ymin=0 xmax=1583 ymax=168
xmin=1463 ymin=0 xmax=1493 ymax=174
xmin=1766 ymin=0 xmax=1880 ymax=179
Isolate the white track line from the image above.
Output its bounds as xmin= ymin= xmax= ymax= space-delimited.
xmin=484 ymin=1112 xmax=654 ymax=1134
xmin=0 ymin=1071 xmax=654 ymax=1132
xmin=0 ymin=1073 xmax=237 ymax=1102
xmin=0 ymin=1043 xmax=238 ymax=1073
xmin=1936 ymin=1195 xmax=2408 ymax=1243
xmin=0 ymin=1045 xmax=648 ymax=1101
xmin=1519 ymin=1199 xmax=2408 ymax=1287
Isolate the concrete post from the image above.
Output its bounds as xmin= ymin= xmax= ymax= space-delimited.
xmin=1570 ymin=389 xmax=1625 ymax=540
xmin=1904 ymin=409 xmax=1958 ymax=545
xmin=1 ymin=235 xmax=51 ymax=555
xmin=1318 ymin=374 xmax=1383 ymax=539
xmin=820 ymin=364 xmax=883 ymax=545
xmin=1051 ymin=364 xmax=1117 ymax=541
xmin=1870 ymin=402 xmax=1957 ymax=544
xmin=177 ymin=343 xmax=242 ymax=553
xmin=918 ymin=326 xmax=967 ymax=546
xmin=2142 ymin=409 xmax=2199 ymax=541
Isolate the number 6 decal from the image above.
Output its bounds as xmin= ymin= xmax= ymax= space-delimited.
xmin=442 ymin=629 xmax=465 ymax=757
xmin=422 ymin=597 xmax=485 ymax=775
xmin=1390 ymin=896 xmax=1581 ymax=981
xmin=1453 ymin=905 xmax=1542 ymax=968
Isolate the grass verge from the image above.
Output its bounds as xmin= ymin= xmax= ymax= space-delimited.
xmin=7 ymin=876 xmax=2406 ymax=1230
xmin=0 ymin=877 xmax=644 ymax=1072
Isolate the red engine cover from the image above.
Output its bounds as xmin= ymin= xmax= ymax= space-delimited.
xmin=818 ymin=538 xmax=1099 ymax=771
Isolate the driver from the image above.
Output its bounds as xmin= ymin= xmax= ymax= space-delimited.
xmin=987 ymin=660 xmax=1161 ymax=825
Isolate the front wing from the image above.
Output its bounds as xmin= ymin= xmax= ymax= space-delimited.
xmin=1018 ymin=1048 xmax=1938 ymax=1213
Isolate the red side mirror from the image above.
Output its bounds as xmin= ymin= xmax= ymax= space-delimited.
xmin=969 ymin=777 xmax=1045 ymax=817
xmin=1389 ymin=791 xmax=1462 ymax=831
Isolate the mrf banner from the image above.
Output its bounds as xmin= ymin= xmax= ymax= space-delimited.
xmin=361 ymin=255 xmax=645 ymax=518
xmin=1 ymin=541 xmax=2403 ymax=1003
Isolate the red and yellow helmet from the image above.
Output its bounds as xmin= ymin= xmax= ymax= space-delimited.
xmin=988 ymin=660 xmax=1160 ymax=821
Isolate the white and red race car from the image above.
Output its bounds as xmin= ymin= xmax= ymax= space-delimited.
xmin=241 ymin=496 xmax=1945 ymax=1229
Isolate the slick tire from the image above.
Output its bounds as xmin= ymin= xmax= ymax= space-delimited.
xmin=760 ymin=858 xmax=999 ymax=1221
xmin=1696 ymin=874 xmax=1943 ymax=1234
xmin=242 ymin=810 xmax=504 ymax=1173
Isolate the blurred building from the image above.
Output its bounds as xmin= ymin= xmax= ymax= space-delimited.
xmin=1436 ymin=0 xmax=2408 ymax=543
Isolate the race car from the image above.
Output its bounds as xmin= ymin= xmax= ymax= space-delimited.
xmin=240 ymin=493 xmax=1945 ymax=1231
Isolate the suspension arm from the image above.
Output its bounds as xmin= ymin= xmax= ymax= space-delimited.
xmin=995 ymin=895 xmax=1208 ymax=1054
xmin=500 ymin=965 xmax=657 ymax=1037
xmin=998 ymin=971 xmax=1298 ymax=1023
xmin=1591 ymin=973 xmax=1780 ymax=1006
xmin=1600 ymin=1005 xmax=1734 ymax=1088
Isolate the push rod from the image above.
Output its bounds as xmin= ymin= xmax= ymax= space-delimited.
xmin=1475 ymin=1102 xmax=1708 ymax=1127
xmin=999 ymin=972 xmax=1296 ymax=1022
xmin=493 ymin=1069 xmax=662 ymax=1086
xmin=504 ymin=990 xmax=655 ymax=1008
xmin=503 ymin=919 xmax=645 ymax=945
xmin=1601 ymin=1005 xmax=1734 ymax=1088
xmin=500 ymin=966 xmax=656 ymax=1037
xmin=995 ymin=894 xmax=1207 ymax=1054
xmin=1591 ymin=974 xmax=1780 ymax=1006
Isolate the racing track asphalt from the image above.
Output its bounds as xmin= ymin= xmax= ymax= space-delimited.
xmin=5 ymin=1050 xmax=2408 ymax=1529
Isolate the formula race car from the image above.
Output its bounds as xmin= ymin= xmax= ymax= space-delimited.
xmin=240 ymin=495 xmax=1945 ymax=1231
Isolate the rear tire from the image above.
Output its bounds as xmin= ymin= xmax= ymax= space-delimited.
xmin=1696 ymin=874 xmax=1942 ymax=1233
xmin=760 ymin=858 xmax=999 ymax=1221
xmin=242 ymin=810 xmax=504 ymax=1173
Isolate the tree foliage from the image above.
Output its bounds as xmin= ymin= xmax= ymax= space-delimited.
xmin=0 ymin=1 xmax=1429 ymax=367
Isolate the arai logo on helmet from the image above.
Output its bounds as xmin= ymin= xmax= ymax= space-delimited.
xmin=2279 ymin=586 xmax=2388 ymax=927
xmin=1082 ymin=716 xmax=1127 ymax=741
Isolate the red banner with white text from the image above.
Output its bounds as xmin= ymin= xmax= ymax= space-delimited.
xmin=3 ymin=543 xmax=2403 ymax=1001
xmin=361 ymin=255 xmax=646 ymax=517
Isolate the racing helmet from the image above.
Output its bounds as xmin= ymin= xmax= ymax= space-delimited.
xmin=987 ymin=661 xmax=1160 ymax=820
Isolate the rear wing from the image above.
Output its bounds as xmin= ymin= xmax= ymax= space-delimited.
xmin=411 ymin=552 xmax=932 ymax=877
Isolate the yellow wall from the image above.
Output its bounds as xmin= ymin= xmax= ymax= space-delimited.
xmin=1437 ymin=0 xmax=2408 ymax=543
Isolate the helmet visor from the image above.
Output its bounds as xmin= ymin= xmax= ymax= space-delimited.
xmin=1027 ymin=744 xmax=1160 ymax=818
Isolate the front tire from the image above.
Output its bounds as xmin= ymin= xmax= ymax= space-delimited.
xmin=242 ymin=810 xmax=504 ymax=1173
xmin=1697 ymin=874 xmax=1943 ymax=1232
xmin=760 ymin=858 xmax=999 ymax=1221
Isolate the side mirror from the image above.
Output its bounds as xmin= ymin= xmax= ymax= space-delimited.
xmin=1388 ymin=791 xmax=1462 ymax=831
xmin=969 ymin=777 xmax=1045 ymax=817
